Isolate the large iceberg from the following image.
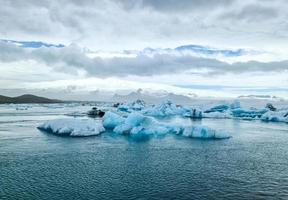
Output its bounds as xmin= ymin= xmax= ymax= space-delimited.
xmin=38 ymin=118 xmax=105 ymax=136
xmin=102 ymin=111 xmax=230 ymax=139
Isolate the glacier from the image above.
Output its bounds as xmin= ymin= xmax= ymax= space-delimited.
xmin=38 ymin=118 xmax=105 ymax=136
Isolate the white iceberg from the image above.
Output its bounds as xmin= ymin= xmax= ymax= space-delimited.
xmin=261 ymin=110 xmax=288 ymax=123
xmin=143 ymin=100 xmax=185 ymax=117
xmin=38 ymin=118 xmax=105 ymax=136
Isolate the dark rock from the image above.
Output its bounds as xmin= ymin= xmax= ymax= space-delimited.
xmin=265 ymin=103 xmax=277 ymax=111
xmin=87 ymin=107 xmax=105 ymax=118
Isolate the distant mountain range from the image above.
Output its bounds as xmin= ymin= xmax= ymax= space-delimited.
xmin=112 ymin=89 xmax=196 ymax=104
xmin=237 ymin=95 xmax=282 ymax=100
xmin=0 ymin=94 xmax=63 ymax=104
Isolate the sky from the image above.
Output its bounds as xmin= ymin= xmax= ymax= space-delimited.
xmin=0 ymin=0 xmax=288 ymax=99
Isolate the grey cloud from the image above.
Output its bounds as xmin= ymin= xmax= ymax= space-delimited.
xmin=0 ymin=42 xmax=288 ymax=77
xmin=220 ymin=4 xmax=278 ymax=22
xmin=117 ymin=0 xmax=234 ymax=12
xmin=1 ymin=0 xmax=288 ymax=51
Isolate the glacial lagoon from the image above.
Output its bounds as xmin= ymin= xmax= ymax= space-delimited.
xmin=1 ymin=102 xmax=288 ymax=199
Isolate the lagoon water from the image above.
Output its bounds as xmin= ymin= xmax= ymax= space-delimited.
xmin=1 ymin=104 xmax=288 ymax=200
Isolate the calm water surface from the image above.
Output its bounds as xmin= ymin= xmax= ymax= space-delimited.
xmin=1 ymin=104 xmax=288 ymax=200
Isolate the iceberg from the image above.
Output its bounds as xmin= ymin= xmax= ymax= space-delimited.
xmin=111 ymin=112 xmax=167 ymax=137
xmin=104 ymin=111 xmax=230 ymax=139
xmin=231 ymin=108 xmax=267 ymax=119
xmin=182 ymin=108 xmax=202 ymax=119
xmin=261 ymin=110 xmax=288 ymax=123
xmin=183 ymin=125 xmax=230 ymax=139
xmin=203 ymin=111 xmax=232 ymax=119
xmin=38 ymin=118 xmax=105 ymax=136
xmin=143 ymin=100 xmax=184 ymax=117
xmin=117 ymin=99 xmax=146 ymax=112
xmin=102 ymin=111 xmax=125 ymax=129
xmin=204 ymin=104 xmax=229 ymax=113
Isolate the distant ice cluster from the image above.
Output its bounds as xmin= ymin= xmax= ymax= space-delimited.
xmin=37 ymin=99 xmax=287 ymax=138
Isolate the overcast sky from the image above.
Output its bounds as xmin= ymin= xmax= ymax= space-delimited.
xmin=0 ymin=0 xmax=288 ymax=99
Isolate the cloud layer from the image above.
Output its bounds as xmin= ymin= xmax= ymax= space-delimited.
xmin=1 ymin=0 xmax=288 ymax=51
xmin=0 ymin=42 xmax=288 ymax=78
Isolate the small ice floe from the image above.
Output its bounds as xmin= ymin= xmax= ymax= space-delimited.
xmin=231 ymin=108 xmax=267 ymax=119
xmin=182 ymin=126 xmax=230 ymax=139
xmin=38 ymin=118 xmax=105 ymax=136
xmin=261 ymin=109 xmax=288 ymax=123
xmin=65 ymin=111 xmax=87 ymax=117
xmin=204 ymin=104 xmax=230 ymax=113
xmin=117 ymin=99 xmax=146 ymax=113
xmin=15 ymin=105 xmax=32 ymax=110
xmin=182 ymin=108 xmax=202 ymax=119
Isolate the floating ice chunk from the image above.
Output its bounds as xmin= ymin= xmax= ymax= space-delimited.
xmin=130 ymin=125 xmax=169 ymax=136
xmin=204 ymin=104 xmax=229 ymax=113
xmin=113 ymin=113 xmax=154 ymax=135
xmin=231 ymin=108 xmax=267 ymax=119
xmin=65 ymin=111 xmax=87 ymax=117
xmin=108 ymin=111 xmax=229 ymax=139
xmin=183 ymin=126 xmax=230 ymax=139
xmin=143 ymin=100 xmax=184 ymax=117
xmin=125 ymin=112 xmax=146 ymax=126
xmin=230 ymin=100 xmax=241 ymax=110
xmin=261 ymin=110 xmax=288 ymax=123
xmin=38 ymin=118 xmax=105 ymax=136
xmin=118 ymin=99 xmax=146 ymax=112
xmin=182 ymin=108 xmax=202 ymax=119
xmin=102 ymin=111 xmax=125 ymax=129
xmin=113 ymin=124 xmax=132 ymax=135
xmin=203 ymin=111 xmax=232 ymax=119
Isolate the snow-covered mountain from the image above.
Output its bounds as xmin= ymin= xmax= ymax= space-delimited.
xmin=112 ymin=89 xmax=196 ymax=104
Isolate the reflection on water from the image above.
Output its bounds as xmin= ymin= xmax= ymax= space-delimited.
xmin=1 ymin=104 xmax=288 ymax=200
